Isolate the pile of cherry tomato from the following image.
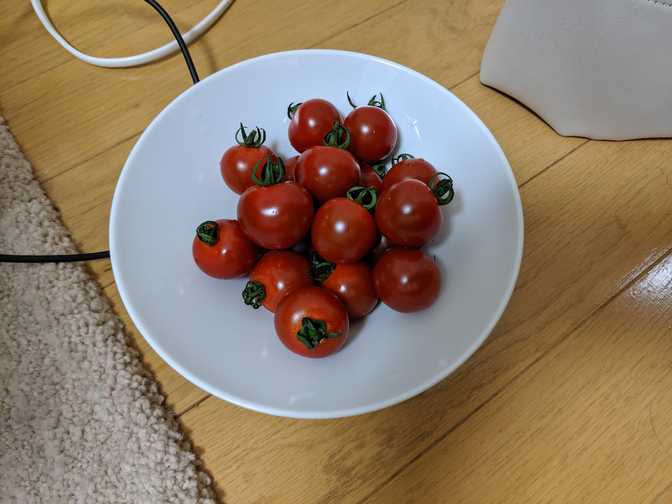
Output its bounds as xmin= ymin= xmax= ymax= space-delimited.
xmin=192 ymin=94 xmax=455 ymax=358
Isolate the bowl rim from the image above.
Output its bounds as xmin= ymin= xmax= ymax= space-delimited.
xmin=110 ymin=48 xmax=524 ymax=419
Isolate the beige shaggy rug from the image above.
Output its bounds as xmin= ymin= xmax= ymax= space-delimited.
xmin=0 ymin=116 xmax=215 ymax=503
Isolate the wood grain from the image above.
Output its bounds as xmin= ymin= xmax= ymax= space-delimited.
xmin=452 ymin=77 xmax=587 ymax=186
xmin=367 ymin=255 xmax=672 ymax=504
xmin=41 ymin=137 xmax=136 ymax=288
xmin=179 ymin=138 xmax=672 ymax=503
xmin=4 ymin=0 xmax=672 ymax=502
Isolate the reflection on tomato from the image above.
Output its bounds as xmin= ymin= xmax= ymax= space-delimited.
xmin=288 ymin=99 xmax=342 ymax=153
xmin=373 ymin=248 xmax=441 ymax=313
xmin=237 ymin=179 xmax=314 ymax=249
xmin=376 ymin=179 xmax=442 ymax=247
xmin=296 ymin=146 xmax=360 ymax=203
xmin=311 ymin=198 xmax=377 ymax=263
xmin=380 ymin=155 xmax=437 ymax=194
xmin=192 ymin=219 xmax=258 ymax=278
xmin=344 ymin=106 xmax=397 ymax=162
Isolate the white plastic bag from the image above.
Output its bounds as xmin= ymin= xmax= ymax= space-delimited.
xmin=481 ymin=0 xmax=672 ymax=139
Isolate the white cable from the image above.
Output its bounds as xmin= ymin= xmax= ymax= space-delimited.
xmin=30 ymin=0 xmax=233 ymax=68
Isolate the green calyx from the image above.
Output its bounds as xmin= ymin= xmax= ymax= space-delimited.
xmin=287 ymin=102 xmax=302 ymax=120
xmin=371 ymin=161 xmax=387 ymax=179
xmin=367 ymin=93 xmax=386 ymax=110
xmin=196 ymin=221 xmax=218 ymax=246
xmin=242 ymin=281 xmax=266 ymax=309
xmin=323 ymin=122 xmax=351 ymax=149
xmin=310 ymin=251 xmax=335 ymax=283
xmin=392 ymin=153 xmax=414 ymax=165
xmin=346 ymin=92 xmax=387 ymax=111
xmin=235 ymin=123 xmax=266 ymax=148
xmin=251 ymin=156 xmax=285 ymax=186
xmin=346 ymin=91 xmax=357 ymax=109
xmin=296 ymin=317 xmax=340 ymax=350
xmin=428 ymin=172 xmax=455 ymax=206
xmin=346 ymin=185 xmax=378 ymax=212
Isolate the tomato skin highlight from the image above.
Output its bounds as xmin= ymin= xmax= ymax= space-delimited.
xmin=275 ymin=286 xmax=349 ymax=358
xmin=244 ymin=251 xmax=313 ymax=312
xmin=192 ymin=219 xmax=258 ymax=278
xmin=373 ymin=248 xmax=441 ymax=313
xmin=322 ymin=262 xmax=378 ymax=319
xmin=311 ymin=198 xmax=377 ymax=264
xmin=376 ymin=178 xmax=442 ymax=247
xmin=237 ymin=181 xmax=314 ymax=250
xmin=344 ymin=106 xmax=397 ymax=162
xmin=380 ymin=157 xmax=437 ymax=194
xmin=220 ymin=146 xmax=276 ymax=195
xmin=296 ymin=146 xmax=361 ymax=203
xmin=288 ymin=99 xmax=342 ymax=153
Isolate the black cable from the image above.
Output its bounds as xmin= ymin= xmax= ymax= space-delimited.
xmin=144 ymin=0 xmax=200 ymax=85
xmin=0 ymin=251 xmax=111 ymax=263
xmin=0 ymin=0 xmax=199 ymax=264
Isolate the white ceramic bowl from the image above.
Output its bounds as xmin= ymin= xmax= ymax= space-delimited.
xmin=110 ymin=49 xmax=523 ymax=419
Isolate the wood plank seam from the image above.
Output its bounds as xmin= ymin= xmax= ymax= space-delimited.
xmin=359 ymin=244 xmax=672 ymax=504
xmin=518 ymin=139 xmax=590 ymax=188
xmin=309 ymin=0 xmax=407 ymax=49
xmin=177 ymin=394 xmax=212 ymax=419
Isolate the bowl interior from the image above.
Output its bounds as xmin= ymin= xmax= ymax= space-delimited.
xmin=110 ymin=50 xmax=523 ymax=418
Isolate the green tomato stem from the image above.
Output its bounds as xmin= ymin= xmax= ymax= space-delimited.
xmin=346 ymin=186 xmax=378 ymax=212
xmin=296 ymin=317 xmax=340 ymax=349
xmin=429 ymin=172 xmax=455 ymax=206
xmin=242 ymin=281 xmax=266 ymax=309
xmin=196 ymin=221 xmax=218 ymax=246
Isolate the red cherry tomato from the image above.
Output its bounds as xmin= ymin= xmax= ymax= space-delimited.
xmin=242 ymin=251 xmax=312 ymax=312
xmin=288 ymin=99 xmax=342 ymax=153
xmin=275 ymin=286 xmax=349 ymax=358
xmin=284 ymin=155 xmax=300 ymax=181
xmin=311 ymin=197 xmax=377 ymax=264
xmin=296 ymin=146 xmax=360 ymax=203
xmin=380 ymin=155 xmax=436 ymax=194
xmin=220 ymin=124 xmax=275 ymax=194
xmin=322 ymin=262 xmax=378 ymax=319
xmin=192 ymin=219 xmax=258 ymax=278
xmin=237 ymin=157 xmax=314 ymax=249
xmin=344 ymin=105 xmax=397 ymax=162
xmin=373 ymin=248 xmax=441 ymax=312
xmin=376 ymin=178 xmax=442 ymax=247
xmin=359 ymin=163 xmax=384 ymax=193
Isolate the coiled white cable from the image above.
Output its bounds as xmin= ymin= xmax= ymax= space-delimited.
xmin=30 ymin=0 xmax=233 ymax=68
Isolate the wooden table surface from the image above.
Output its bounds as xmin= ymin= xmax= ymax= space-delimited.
xmin=3 ymin=1 xmax=672 ymax=502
